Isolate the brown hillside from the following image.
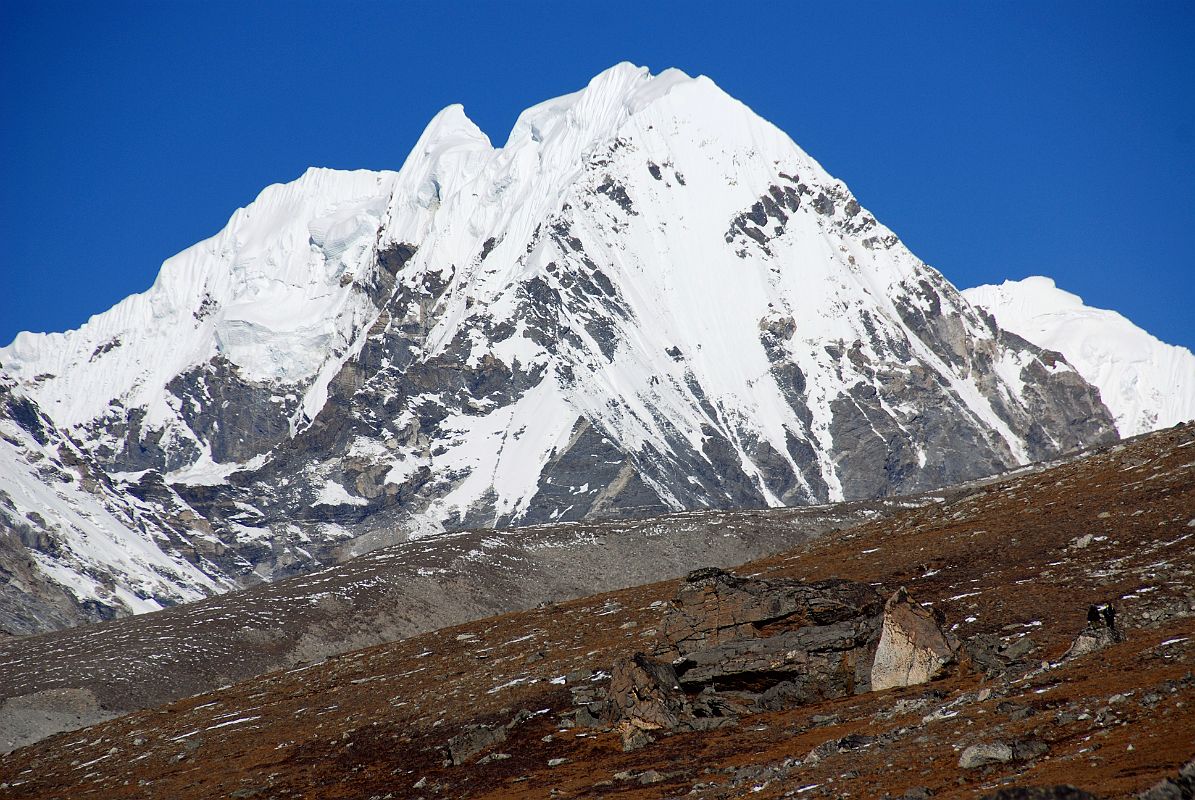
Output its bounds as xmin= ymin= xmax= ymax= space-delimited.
xmin=2 ymin=424 xmax=1193 ymax=799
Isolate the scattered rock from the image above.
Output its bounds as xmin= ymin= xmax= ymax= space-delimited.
xmin=807 ymin=733 xmax=878 ymax=763
xmin=1002 ymin=636 xmax=1038 ymax=661
xmin=959 ymin=741 xmax=1014 ymax=769
xmin=476 ymin=752 xmax=511 ymax=764
xmin=446 ymin=724 xmax=507 ymax=766
xmin=997 ymin=700 xmax=1037 ymax=721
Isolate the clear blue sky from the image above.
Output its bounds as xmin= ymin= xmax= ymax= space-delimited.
xmin=2 ymin=1 xmax=1192 ymax=349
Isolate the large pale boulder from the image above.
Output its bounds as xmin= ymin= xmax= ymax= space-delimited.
xmin=608 ymin=653 xmax=691 ymax=750
xmin=871 ymin=587 xmax=959 ymax=691
xmin=608 ymin=653 xmax=689 ymax=731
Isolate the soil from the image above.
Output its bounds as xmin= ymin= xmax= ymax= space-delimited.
xmin=1 ymin=424 xmax=1192 ymax=799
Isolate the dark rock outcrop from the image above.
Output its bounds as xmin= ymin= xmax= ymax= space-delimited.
xmin=980 ymin=788 xmax=1099 ymax=800
xmin=1137 ymin=756 xmax=1195 ymax=799
xmin=603 ymin=568 xmax=960 ymax=744
xmin=446 ymin=724 xmax=506 ymax=766
xmin=663 ymin=568 xmax=884 ymax=700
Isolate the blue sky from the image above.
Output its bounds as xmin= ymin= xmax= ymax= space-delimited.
xmin=2 ymin=1 xmax=1192 ymax=349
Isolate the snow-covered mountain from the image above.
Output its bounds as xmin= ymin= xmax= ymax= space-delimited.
xmin=963 ymin=277 xmax=1195 ymax=437
xmin=0 ymin=378 xmax=234 ymax=634
xmin=0 ymin=64 xmax=1117 ymax=633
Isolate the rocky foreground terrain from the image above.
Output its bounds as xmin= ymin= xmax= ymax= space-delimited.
xmin=0 ymin=494 xmax=923 ymax=753
xmin=1 ymin=423 xmax=1193 ymax=799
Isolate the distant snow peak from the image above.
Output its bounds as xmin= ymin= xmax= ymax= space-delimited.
xmin=0 ymin=64 xmax=1137 ymax=635
xmin=963 ymin=277 xmax=1195 ymax=437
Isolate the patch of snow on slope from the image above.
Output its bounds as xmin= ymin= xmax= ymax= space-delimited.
xmin=316 ymin=480 xmax=367 ymax=507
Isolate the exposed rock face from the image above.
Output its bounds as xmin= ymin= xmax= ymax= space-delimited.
xmin=604 ymin=569 xmax=959 ymax=742
xmin=663 ymin=569 xmax=884 ymax=701
xmin=0 ymin=378 xmax=232 ymax=635
xmin=663 ymin=567 xmax=885 ymax=653
xmin=964 ymin=275 xmax=1195 ymax=438
xmin=871 ymin=586 xmax=960 ymax=690
xmin=609 ymin=653 xmax=692 ymax=750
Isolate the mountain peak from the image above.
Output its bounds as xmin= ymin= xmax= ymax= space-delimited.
xmin=1 ymin=66 xmax=1135 ymax=637
xmin=502 ymin=63 xmax=707 ymax=150
xmin=964 ymin=276 xmax=1195 ymax=436
xmin=415 ymin=103 xmax=492 ymax=154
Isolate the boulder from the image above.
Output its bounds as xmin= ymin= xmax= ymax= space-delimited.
xmin=871 ymin=587 xmax=960 ymax=691
xmin=964 ymin=632 xmax=1040 ymax=676
xmin=446 ymin=724 xmax=507 ymax=766
xmin=1062 ymin=622 xmax=1124 ymax=661
xmin=608 ymin=652 xmax=689 ymax=731
xmin=959 ymin=741 xmax=1014 ymax=769
xmin=958 ymin=738 xmax=1050 ymax=771
xmin=663 ymin=568 xmax=884 ymax=657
